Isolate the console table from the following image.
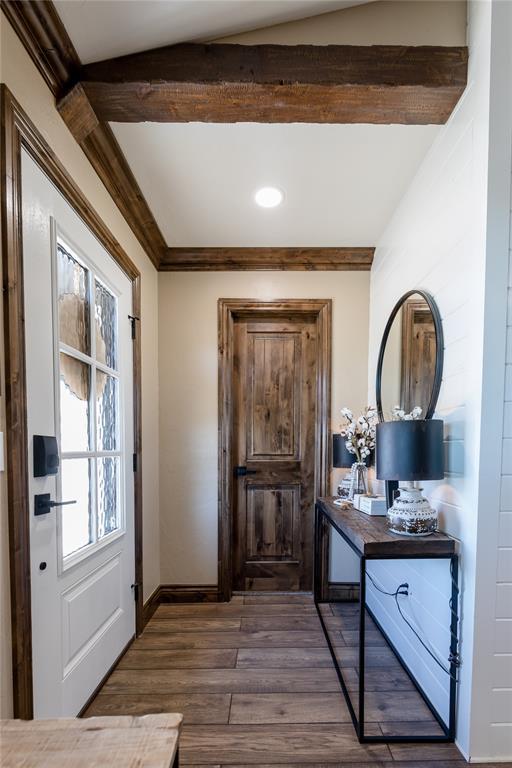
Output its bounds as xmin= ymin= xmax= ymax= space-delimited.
xmin=314 ymin=497 xmax=459 ymax=745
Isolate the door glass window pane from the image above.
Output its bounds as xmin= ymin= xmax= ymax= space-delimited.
xmin=57 ymin=243 xmax=90 ymax=355
xmin=61 ymin=458 xmax=92 ymax=557
xmin=56 ymin=238 xmax=124 ymax=563
xmin=96 ymin=370 xmax=118 ymax=451
xmin=97 ymin=457 xmax=120 ymax=539
xmin=95 ymin=280 xmax=117 ymax=369
xmin=59 ymin=353 xmax=90 ymax=452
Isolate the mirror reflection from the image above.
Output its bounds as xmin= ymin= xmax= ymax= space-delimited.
xmin=380 ymin=293 xmax=438 ymax=420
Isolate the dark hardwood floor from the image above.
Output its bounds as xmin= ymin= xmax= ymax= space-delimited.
xmin=84 ymin=594 xmax=469 ymax=766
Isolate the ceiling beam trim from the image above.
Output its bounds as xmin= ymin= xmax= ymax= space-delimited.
xmin=75 ymin=43 xmax=468 ymax=125
xmin=160 ymin=247 xmax=375 ymax=271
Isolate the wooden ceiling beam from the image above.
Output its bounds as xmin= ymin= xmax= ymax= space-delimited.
xmin=160 ymin=247 xmax=375 ymax=271
xmin=74 ymin=43 xmax=468 ymax=125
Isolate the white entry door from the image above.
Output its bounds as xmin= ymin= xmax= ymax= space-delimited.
xmin=22 ymin=150 xmax=135 ymax=717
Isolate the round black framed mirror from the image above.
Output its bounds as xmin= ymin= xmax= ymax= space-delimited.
xmin=376 ymin=290 xmax=443 ymax=422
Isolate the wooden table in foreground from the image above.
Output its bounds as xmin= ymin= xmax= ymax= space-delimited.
xmin=0 ymin=713 xmax=182 ymax=768
xmin=314 ymin=497 xmax=459 ymax=745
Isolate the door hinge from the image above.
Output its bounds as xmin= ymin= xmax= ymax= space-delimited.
xmin=128 ymin=314 xmax=140 ymax=339
xmin=131 ymin=582 xmax=141 ymax=602
xmin=133 ymin=452 xmax=138 ymax=472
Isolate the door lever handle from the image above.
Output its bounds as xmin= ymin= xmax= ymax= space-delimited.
xmin=234 ymin=466 xmax=258 ymax=477
xmin=34 ymin=493 xmax=77 ymax=516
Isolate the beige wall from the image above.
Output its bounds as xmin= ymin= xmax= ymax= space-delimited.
xmin=158 ymin=271 xmax=370 ymax=584
xmin=214 ymin=0 xmax=466 ymax=45
xmin=0 ymin=14 xmax=161 ymax=717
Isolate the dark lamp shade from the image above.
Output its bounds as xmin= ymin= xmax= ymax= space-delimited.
xmin=376 ymin=419 xmax=444 ymax=482
xmin=332 ymin=433 xmax=354 ymax=468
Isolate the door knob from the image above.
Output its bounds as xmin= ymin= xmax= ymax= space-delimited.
xmin=34 ymin=494 xmax=77 ymax=516
xmin=234 ymin=466 xmax=258 ymax=477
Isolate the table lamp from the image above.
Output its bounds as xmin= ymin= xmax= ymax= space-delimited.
xmin=332 ymin=433 xmax=354 ymax=498
xmin=333 ymin=433 xmax=354 ymax=469
xmin=376 ymin=419 xmax=444 ymax=536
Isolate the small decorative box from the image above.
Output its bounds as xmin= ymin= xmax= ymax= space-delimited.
xmin=353 ymin=493 xmax=365 ymax=510
xmin=358 ymin=494 xmax=388 ymax=516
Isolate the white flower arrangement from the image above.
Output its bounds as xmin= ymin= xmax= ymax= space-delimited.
xmin=391 ymin=405 xmax=423 ymax=421
xmin=340 ymin=406 xmax=377 ymax=464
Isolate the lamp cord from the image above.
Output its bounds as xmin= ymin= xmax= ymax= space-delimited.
xmin=365 ymin=568 xmax=461 ymax=683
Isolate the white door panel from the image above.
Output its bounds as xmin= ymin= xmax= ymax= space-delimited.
xmin=22 ymin=150 xmax=135 ymax=717
xmin=62 ymin=554 xmax=123 ymax=671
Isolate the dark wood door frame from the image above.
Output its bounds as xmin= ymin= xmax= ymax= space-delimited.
xmin=218 ymin=299 xmax=331 ymax=601
xmin=0 ymin=85 xmax=144 ymax=718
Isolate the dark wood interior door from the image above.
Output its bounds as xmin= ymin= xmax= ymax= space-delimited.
xmin=232 ymin=316 xmax=317 ymax=591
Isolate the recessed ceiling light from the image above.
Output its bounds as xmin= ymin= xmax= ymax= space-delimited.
xmin=254 ymin=186 xmax=284 ymax=208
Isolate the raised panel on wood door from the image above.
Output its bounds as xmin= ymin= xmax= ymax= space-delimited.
xmin=248 ymin=334 xmax=300 ymax=460
xmin=246 ymin=485 xmax=301 ymax=561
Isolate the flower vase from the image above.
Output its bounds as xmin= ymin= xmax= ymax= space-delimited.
xmin=348 ymin=462 xmax=367 ymax=501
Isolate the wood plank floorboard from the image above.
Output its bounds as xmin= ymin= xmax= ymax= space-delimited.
xmin=323 ymin=615 xmax=379 ymax=633
xmin=329 ymin=603 xmax=360 ymax=615
xmin=84 ymin=594 xmax=465 ymax=766
xmin=240 ymin=616 xmax=323 ymax=631
xmin=380 ymin=722 xmax=448 ymax=737
xmin=211 ymin=763 xmax=470 ymax=768
xmin=103 ymin=667 xmax=342 ymax=694
xmin=229 ymin=692 xmax=352 ymax=724
xmin=339 ymin=630 xmax=389 ymax=647
xmin=133 ymin=630 xmax=336 ymax=649
xmin=146 ymin=618 xmax=242 ymax=632
xmin=85 ymin=693 xmax=231 ymax=723
xmin=155 ymin=604 xmax=317 ymax=618
xmin=118 ymin=648 xmax=238 ymax=669
xmin=333 ymin=646 xmax=398 ymax=668
xmin=346 ymin=668 xmax=415 ymax=692
xmin=236 ymin=648 xmax=333 ymax=668
xmin=348 ymin=691 xmax=434 ymax=721
xmin=388 ymin=743 xmax=463 ymax=762
xmin=243 ymin=594 xmax=314 ymax=605
xmin=179 ymin=724 xmax=392 ymax=764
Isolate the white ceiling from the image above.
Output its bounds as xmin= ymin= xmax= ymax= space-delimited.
xmin=111 ymin=122 xmax=439 ymax=247
xmin=54 ymin=0 xmax=369 ymax=64
xmin=54 ymin=1 xmax=445 ymax=250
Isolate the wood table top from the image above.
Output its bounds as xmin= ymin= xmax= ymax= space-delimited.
xmin=317 ymin=497 xmax=457 ymax=557
xmin=0 ymin=713 xmax=182 ymax=768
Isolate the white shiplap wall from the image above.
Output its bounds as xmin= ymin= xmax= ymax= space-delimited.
xmin=458 ymin=1 xmax=512 ymax=758
xmin=366 ymin=1 xmax=512 ymax=759
xmin=366 ymin=557 xmax=453 ymax=725
xmin=493 ymin=130 xmax=512 ymax=756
